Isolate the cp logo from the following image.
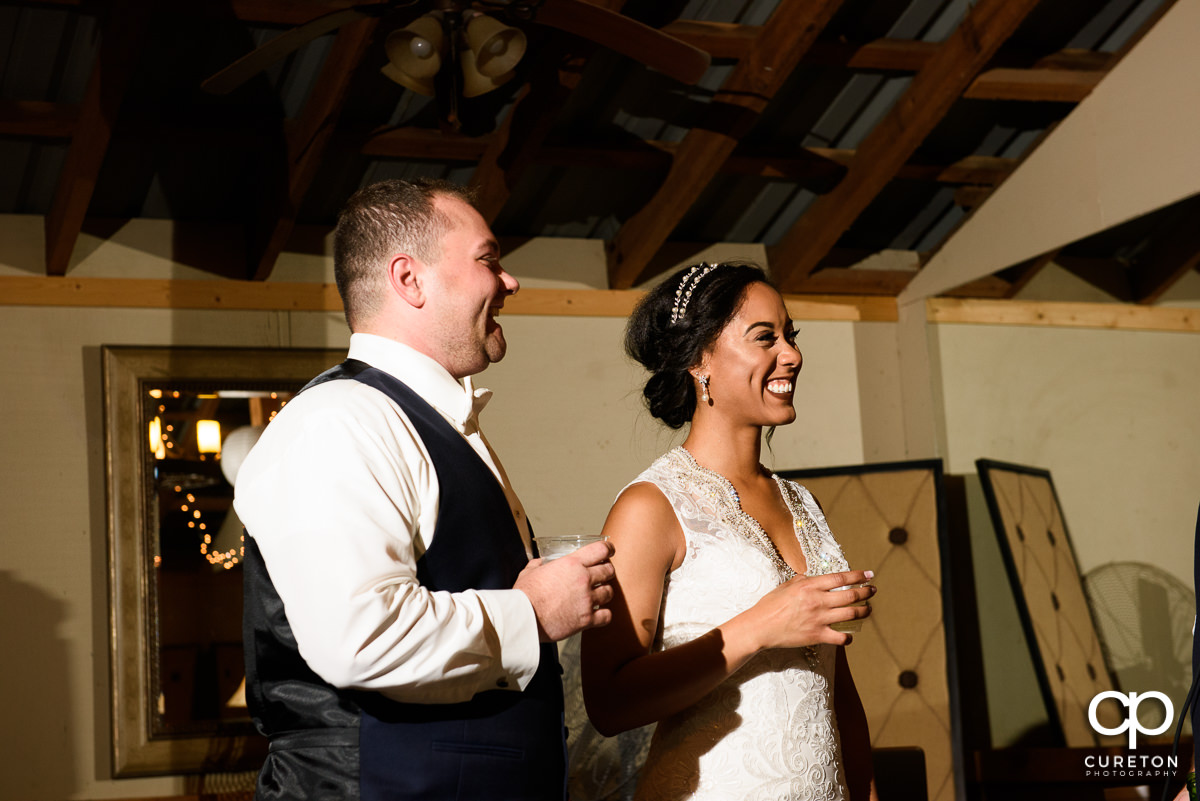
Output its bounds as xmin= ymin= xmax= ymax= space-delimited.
xmin=1088 ymin=691 xmax=1174 ymax=748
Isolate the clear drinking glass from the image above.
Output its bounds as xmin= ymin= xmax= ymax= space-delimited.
xmin=536 ymin=534 xmax=607 ymax=561
xmin=829 ymin=575 xmax=875 ymax=633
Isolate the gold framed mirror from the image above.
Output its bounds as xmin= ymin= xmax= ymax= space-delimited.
xmin=103 ymin=346 xmax=343 ymax=776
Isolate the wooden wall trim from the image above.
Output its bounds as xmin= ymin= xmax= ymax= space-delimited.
xmin=6 ymin=277 xmax=1198 ymax=331
xmin=0 ymin=276 xmax=897 ymax=321
xmin=926 ymin=298 xmax=1200 ymax=333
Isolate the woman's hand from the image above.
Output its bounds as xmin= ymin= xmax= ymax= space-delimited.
xmin=741 ymin=570 xmax=876 ymax=651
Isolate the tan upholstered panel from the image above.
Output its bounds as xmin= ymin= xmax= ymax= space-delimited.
xmin=788 ymin=463 xmax=955 ymax=801
xmin=976 ymin=460 xmax=1119 ymax=747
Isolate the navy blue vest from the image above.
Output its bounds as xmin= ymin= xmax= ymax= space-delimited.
xmin=243 ymin=361 xmax=566 ymax=801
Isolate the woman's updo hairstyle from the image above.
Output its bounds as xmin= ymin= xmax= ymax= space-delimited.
xmin=626 ymin=261 xmax=774 ymax=429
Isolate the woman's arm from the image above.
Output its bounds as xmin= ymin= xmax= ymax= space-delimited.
xmin=834 ymin=647 xmax=879 ymax=801
xmin=581 ymin=483 xmax=875 ymax=736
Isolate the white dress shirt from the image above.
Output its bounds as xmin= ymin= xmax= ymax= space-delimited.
xmin=234 ymin=333 xmax=541 ymax=704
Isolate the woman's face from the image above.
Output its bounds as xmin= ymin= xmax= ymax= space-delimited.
xmin=696 ymin=282 xmax=803 ymax=428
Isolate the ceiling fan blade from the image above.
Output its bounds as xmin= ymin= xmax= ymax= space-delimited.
xmin=531 ymin=0 xmax=711 ymax=85
xmin=201 ymin=5 xmax=383 ymax=95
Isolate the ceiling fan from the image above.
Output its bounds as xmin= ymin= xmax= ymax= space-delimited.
xmin=201 ymin=0 xmax=712 ymax=99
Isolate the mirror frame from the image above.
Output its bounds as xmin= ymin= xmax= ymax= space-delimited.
xmin=103 ymin=345 xmax=344 ymax=776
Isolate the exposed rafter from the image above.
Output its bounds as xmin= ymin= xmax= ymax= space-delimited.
xmin=469 ymin=0 xmax=627 ymax=223
xmin=997 ymin=249 xmax=1062 ymax=299
xmin=962 ymin=68 xmax=1103 ymax=102
xmin=248 ymin=16 xmax=378 ymax=280
xmin=1055 ymin=255 xmax=1135 ymax=302
xmin=0 ymin=100 xmax=78 ymax=138
xmin=899 ymin=0 xmax=1194 ymax=303
xmin=769 ymin=0 xmax=1045 ymax=292
xmin=1130 ymin=194 xmax=1200 ymax=304
xmin=43 ymin=0 xmax=151 ymax=276
xmin=5 ymin=0 xmax=1193 ymax=305
xmin=606 ymin=0 xmax=847 ymax=289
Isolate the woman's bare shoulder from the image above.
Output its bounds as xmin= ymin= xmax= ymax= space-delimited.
xmin=611 ymin=480 xmax=675 ymax=522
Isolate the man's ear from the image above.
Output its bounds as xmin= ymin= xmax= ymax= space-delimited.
xmin=387 ymin=253 xmax=425 ymax=308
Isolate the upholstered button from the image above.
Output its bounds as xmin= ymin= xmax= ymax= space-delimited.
xmin=496 ymin=678 xmax=509 ymax=688
xmin=1056 ymin=664 xmax=1065 ymax=682
xmin=1046 ymin=528 xmax=1056 ymax=546
xmin=888 ymin=527 xmax=908 ymax=545
xmin=1051 ymin=592 xmax=1059 ymax=610
xmin=898 ymin=670 xmax=918 ymax=689
xmin=1016 ymin=525 xmax=1025 ymax=542
xmin=1087 ymin=663 xmax=1097 ymax=680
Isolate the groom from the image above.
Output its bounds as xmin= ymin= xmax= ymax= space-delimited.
xmin=234 ymin=178 xmax=615 ymax=800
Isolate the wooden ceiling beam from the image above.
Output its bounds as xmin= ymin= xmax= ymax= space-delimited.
xmin=346 ymin=127 xmax=1021 ymax=186
xmin=43 ymin=0 xmax=151 ymax=276
xmin=939 ymin=274 xmax=1014 ymax=298
xmin=0 ymin=100 xmax=78 ymax=138
xmin=469 ymin=0 xmax=647 ymax=223
xmin=662 ymin=20 xmax=760 ymax=60
xmin=606 ymin=0 xmax=847 ymax=289
xmin=196 ymin=1 xmax=375 ymax=26
xmin=768 ymin=0 xmax=1045 ymax=292
xmin=1130 ymin=194 xmax=1200 ymax=305
xmin=1032 ymin=49 xmax=1116 ymax=71
xmin=14 ymin=103 xmax=1008 ymax=187
xmin=468 ymin=0 xmax=623 ymax=225
xmin=24 ymin=108 xmax=1008 ymax=187
xmin=1054 ymin=255 xmax=1134 ymax=302
xmin=668 ymin=24 xmax=1117 ymax=76
xmin=469 ymin=60 xmax=577 ymax=223
xmin=786 ymin=268 xmax=1012 ymax=297
xmin=357 ymin=127 xmax=491 ymax=160
xmin=964 ymin=67 xmax=1104 ymax=102
xmin=247 ymin=16 xmax=378 ymax=281
xmin=997 ymin=248 xmax=1061 ymax=299
xmin=790 ymin=268 xmax=916 ymax=296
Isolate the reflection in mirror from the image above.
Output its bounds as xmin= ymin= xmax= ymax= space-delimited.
xmin=104 ymin=346 xmax=343 ymax=776
xmin=148 ymin=384 xmax=288 ymax=736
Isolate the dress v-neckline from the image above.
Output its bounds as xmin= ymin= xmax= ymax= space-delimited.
xmin=675 ymin=446 xmax=808 ymax=579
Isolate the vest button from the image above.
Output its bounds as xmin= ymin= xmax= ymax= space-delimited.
xmin=496 ymin=678 xmax=509 ymax=688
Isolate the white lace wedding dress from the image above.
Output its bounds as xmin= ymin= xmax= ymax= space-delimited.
xmin=625 ymin=447 xmax=852 ymax=801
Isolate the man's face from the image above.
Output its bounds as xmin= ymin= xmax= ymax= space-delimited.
xmin=422 ymin=194 xmax=520 ymax=378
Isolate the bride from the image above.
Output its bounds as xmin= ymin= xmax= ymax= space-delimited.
xmin=581 ymin=262 xmax=878 ymax=801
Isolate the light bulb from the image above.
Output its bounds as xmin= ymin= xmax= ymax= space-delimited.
xmin=410 ymin=36 xmax=434 ymax=59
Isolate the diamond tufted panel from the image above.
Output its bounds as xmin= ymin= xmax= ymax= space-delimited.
xmin=976 ymin=460 xmax=1121 ymax=748
xmin=782 ymin=460 xmax=958 ymax=801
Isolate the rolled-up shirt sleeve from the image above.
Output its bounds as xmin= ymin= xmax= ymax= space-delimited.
xmin=234 ymin=380 xmax=541 ymax=704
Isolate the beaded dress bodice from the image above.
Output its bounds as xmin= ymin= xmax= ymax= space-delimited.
xmin=630 ymin=447 xmax=851 ymax=801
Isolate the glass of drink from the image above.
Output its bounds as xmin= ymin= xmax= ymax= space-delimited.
xmin=829 ymin=575 xmax=875 ymax=633
xmin=536 ymin=534 xmax=607 ymax=561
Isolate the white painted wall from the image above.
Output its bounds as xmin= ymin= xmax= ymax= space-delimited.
xmin=937 ymin=323 xmax=1200 ymax=587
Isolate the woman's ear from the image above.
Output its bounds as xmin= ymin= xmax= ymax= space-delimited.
xmin=386 ymin=253 xmax=424 ymax=308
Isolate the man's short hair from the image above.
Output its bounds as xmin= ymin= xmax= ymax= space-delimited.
xmin=333 ymin=178 xmax=478 ymax=330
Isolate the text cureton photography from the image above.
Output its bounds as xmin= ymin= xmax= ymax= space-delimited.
xmin=1081 ymin=690 xmax=1181 ymax=780
xmin=1083 ymin=754 xmax=1179 ymax=779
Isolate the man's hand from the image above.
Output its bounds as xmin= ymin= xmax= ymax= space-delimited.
xmin=515 ymin=540 xmax=616 ymax=642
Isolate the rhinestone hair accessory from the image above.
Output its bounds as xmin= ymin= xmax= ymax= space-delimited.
xmin=669 ymin=262 xmax=720 ymax=325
